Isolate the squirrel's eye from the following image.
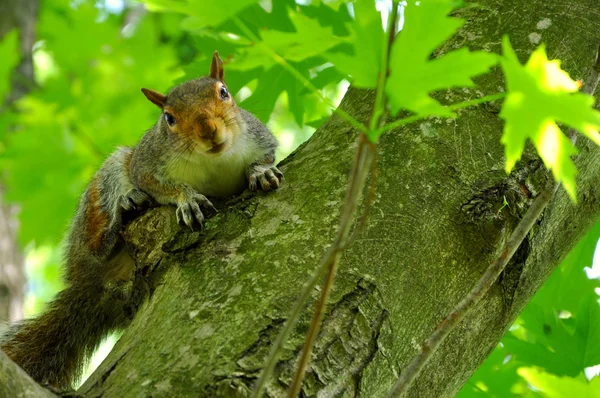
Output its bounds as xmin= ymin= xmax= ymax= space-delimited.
xmin=164 ymin=112 xmax=176 ymax=126
xmin=220 ymin=86 xmax=229 ymax=100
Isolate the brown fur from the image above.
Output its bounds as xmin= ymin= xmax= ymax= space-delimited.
xmin=210 ymin=50 xmax=224 ymax=81
xmin=1 ymin=51 xmax=281 ymax=390
xmin=124 ymin=149 xmax=132 ymax=179
xmin=157 ymin=80 xmax=239 ymax=154
xmin=85 ymin=178 xmax=108 ymax=252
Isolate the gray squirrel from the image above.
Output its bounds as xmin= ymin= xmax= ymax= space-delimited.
xmin=1 ymin=51 xmax=283 ymax=388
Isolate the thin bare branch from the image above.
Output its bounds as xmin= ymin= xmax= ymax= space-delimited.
xmin=287 ymin=136 xmax=376 ymax=397
xmin=287 ymin=4 xmax=400 ymax=396
xmin=376 ymin=92 xmax=506 ymax=136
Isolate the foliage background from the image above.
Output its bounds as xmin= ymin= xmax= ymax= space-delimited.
xmin=0 ymin=0 xmax=598 ymax=395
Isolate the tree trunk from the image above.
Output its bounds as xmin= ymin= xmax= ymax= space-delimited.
xmin=0 ymin=0 xmax=38 ymax=330
xmin=3 ymin=0 xmax=600 ymax=396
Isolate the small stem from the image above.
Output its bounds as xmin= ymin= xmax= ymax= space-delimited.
xmin=342 ymin=152 xmax=379 ymax=250
xmin=386 ymin=40 xmax=600 ymax=398
xmin=287 ymin=252 xmax=340 ymax=397
xmin=386 ymin=179 xmax=554 ymax=398
xmin=231 ymin=17 xmax=368 ymax=134
xmin=250 ymin=137 xmax=375 ymax=398
xmin=376 ymin=92 xmax=506 ymax=136
xmin=287 ymin=3 xmax=399 ymax=396
xmin=369 ymin=2 xmax=399 ymax=132
xmin=250 ymin=248 xmax=331 ymax=397
xmin=287 ymin=136 xmax=375 ymax=397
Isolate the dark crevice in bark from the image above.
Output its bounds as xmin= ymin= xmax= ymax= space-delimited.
xmin=460 ymin=157 xmax=550 ymax=224
xmin=207 ymin=279 xmax=388 ymax=397
xmin=82 ymin=346 xmax=132 ymax=398
xmin=499 ymin=235 xmax=530 ymax=315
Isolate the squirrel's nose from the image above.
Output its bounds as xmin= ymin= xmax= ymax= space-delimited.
xmin=201 ymin=119 xmax=217 ymax=139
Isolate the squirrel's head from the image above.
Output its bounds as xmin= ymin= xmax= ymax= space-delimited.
xmin=141 ymin=51 xmax=244 ymax=155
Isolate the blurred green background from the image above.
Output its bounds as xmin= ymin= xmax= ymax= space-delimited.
xmin=0 ymin=0 xmax=599 ymax=394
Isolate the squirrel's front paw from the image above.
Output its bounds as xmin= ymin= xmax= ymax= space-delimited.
xmin=120 ymin=188 xmax=153 ymax=211
xmin=248 ymin=166 xmax=284 ymax=192
xmin=176 ymin=193 xmax=216 ymax=231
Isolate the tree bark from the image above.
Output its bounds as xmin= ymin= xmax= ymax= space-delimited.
xmin=0 ymin=350 xmax=55 ymax=398
xmin=4 ymin=0 xmax=599 ymax=397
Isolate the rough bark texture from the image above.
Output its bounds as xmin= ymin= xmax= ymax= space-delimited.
xmin=76 ymin=1 xmax=600 ymax=396
xmin=0 ymin=0 xmax=38 ymax=330
xmin=0 ymin=350 xmax=55 ymax=398
xmin=3 ymin=0 xmax=600 ymax=397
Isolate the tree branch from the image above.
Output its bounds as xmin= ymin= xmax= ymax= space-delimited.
xmin=0 ymin=350 xmax=56 ymax=397
xmin=285 ymin=4 xmax=400 ymax=396
xmin=387 ymin=40 xmax=600 ymax=398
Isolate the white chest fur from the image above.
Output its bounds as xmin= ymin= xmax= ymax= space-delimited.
xmin=165 ymin=134 xmax=264 ymax=197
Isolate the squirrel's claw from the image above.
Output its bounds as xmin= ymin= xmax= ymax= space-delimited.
xmin=176 ymin=200 xmax=204 ymax=231
xmin=248 ymin=166 xmax=283 ymax=192
xmin=176 ymin=193 xmax=215 ymax=231
xmin=120 ymin=188 xmax=152 ymax=211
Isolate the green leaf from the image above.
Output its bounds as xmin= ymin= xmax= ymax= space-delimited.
xmin=519 ymin=367 xmax=600 ymax=398
xmin=262 ymin=12 xmax=341 ymax=63
xmin=229 ymin=10 xmax=342 ymax=72
xmin=240 ymin=64 xmax=303 ymax=124
xmin=143 ymin=0 xmax=261 ymax=29
xmin=326 ymin=0 xmax=384 ymax=88
xmin=499 ymin=36 xmax=600 ymax=201
xmin=457 ymin=344 xmax=526 ymax=397
xmin=502 ymin=221 xmax=600 ymax=377
xmin=385 ymin=0 xmax=497 ymax=116
xmin=0 ymin=29 xmax=20 ymax=101
xmin=528 ymin=221 xmax=600 ymax=315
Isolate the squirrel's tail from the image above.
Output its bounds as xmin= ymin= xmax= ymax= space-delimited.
xmin=1 ymin=282 xmax=128 ymax=388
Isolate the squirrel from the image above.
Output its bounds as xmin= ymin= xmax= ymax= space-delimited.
xmin=0 ymin=51 xmax=283 ymax=389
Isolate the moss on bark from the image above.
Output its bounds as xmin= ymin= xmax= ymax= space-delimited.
xmin=17 ymin=1 xmax=599 ymax=397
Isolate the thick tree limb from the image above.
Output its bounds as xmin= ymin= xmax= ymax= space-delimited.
xmin=73 ymin=1 xmax=600 ymax=397
xmin=0 ymin=350 xmax=56 ymax=397
xmin=388 ymin=39 xmax=600 ymax=398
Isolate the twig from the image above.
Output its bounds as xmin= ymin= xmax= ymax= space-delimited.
xmin=287 ymin=4 xmax=400 ymax=397
xmin=287 ymin=136 xmax=376 ymax=397
xmin=375 ymin=92 xmax=506 ymax=137
xmin=249 ymin=136 xmax=376 ymax=398
xmin=386 ymin=41 xmax=600 ymax=398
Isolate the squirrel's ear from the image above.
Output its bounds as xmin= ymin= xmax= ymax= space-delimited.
xmin=210 ymin=51 xmax=224 ymax=81
xmin=141 ymin=88 xmax=167 ymax=109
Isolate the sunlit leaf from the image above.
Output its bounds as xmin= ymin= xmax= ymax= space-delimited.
xmin=499 ymin=36 xmax=600 ymax=201
xmin=456 ymin=344 xmax=525 ymax=397
xmin=262 ymin=12 xmax=341 ymax=63
xmin=519 ymin=367 xmax=600 ymax=398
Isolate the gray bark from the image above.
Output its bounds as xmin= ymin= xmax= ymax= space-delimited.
xmin=0 ymin=0 xmax=38 ymax=330
xmin=0 ymin=350 xmax=55 ymax=398
xmin=3 ymin=0 xmax=600 ymax=397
